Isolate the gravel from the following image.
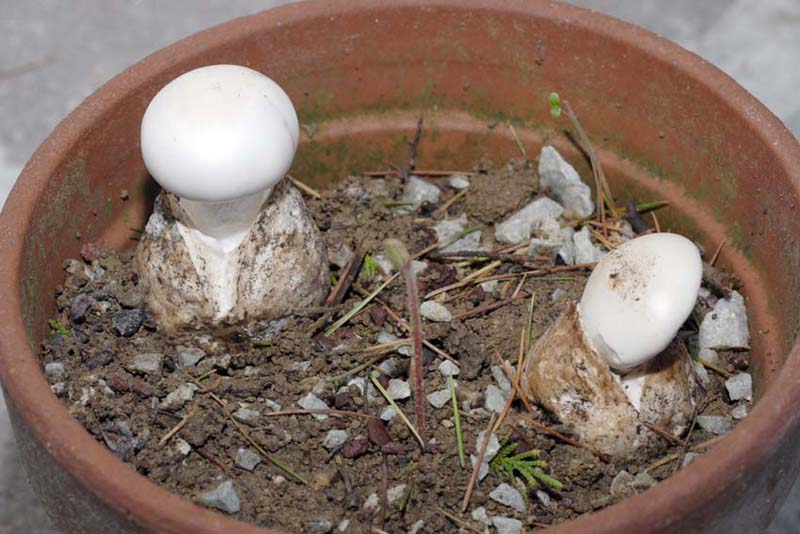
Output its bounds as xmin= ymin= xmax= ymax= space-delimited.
xmin=125 ymin=352 xmax=164 ymax=375
xmin=696 ymin=415 xmax=732 ymax=435
xmin=386 ymin=379 xmax=411 ymax=400
xmin=323 ymin=430 xmax=348 ymax=450
xmin=699 ymin=290 xmax=750 ymax=350
xmin=494 ymin=196 xmax=564 ymax=243
xmin=420 ymin=301 xmax=452 ymax=322
xmin=111 ymin=308 xmax=145 ymax=337
xmin=235 ymin=448 xmax=262 ymax=471
xmin=297 ymin=392 xmax=330 ymax=420
xmin=160 ymin=383 xmax=198 ymax=410
xmin=233 ymin=407 xmax=260 ymax=425
xmin=439 ymin=360 xmax=460 ymax=377
xmin=538 ymin=145 xmax=594 ymax=217
xmin=448 ymin=175 xmax=470 ymax=190
xmin=573 ymin=226 xmax=605 ymax=264
xmin=44 ymin=362 xmax=64 ymax=379
xmin=199 ymin=480 xmax=240 ymax=514
xmin=489 ymin=482 xmax=526 ymax=512
xmin=401 ymin=176 xmax=441 ymax=210
xmin=426 ymin=389 xmax=451 ymax=409
xmin=485 ymin=384 xmax=508 ymax=413
xmin=434 ymin=214 xmax=482 ymax=253
xmin=491 ymin=365 xmax=512 ymax=393
xmin=492 ymin=516 xmax=523 ymax=534
xmin=732 ymin=405 xmax=749 ymax=419
xmin=725 ymin=373 xmax=753 ymax=401
xmin=307 ymin=519 xmax=334 ymax=534
xmin=176 ymin=346 xmax=205 ymax=368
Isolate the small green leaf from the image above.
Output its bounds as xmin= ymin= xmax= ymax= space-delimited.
xmin=548 ymin=91 xmax=562 ymax=118
xmin=359 ymin=254 xmax=380 ymax=279
xmin=48 ymin=319 xmax=71 ymax=337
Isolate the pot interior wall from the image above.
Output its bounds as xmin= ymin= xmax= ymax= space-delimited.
xmin=19 ymin=2 xmax=798 ymax=407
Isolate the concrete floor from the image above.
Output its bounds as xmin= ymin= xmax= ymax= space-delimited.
xmin=1 ymin=1 xmax=798 ymax=532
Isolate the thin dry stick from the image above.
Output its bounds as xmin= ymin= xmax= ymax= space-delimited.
xmin=385 ymin=239 xmax=427 ymax=444
xmin=434 ymin=188 xmax=469 ymax=216
xmin=519 ymin=415 xmax=594 ymax=453
xmin=431 ymin=263 xmax=593 ymax=297
xmin=709 ymin=238 xmax=728 ymax=266
xmin=158 ymin=406 xmax=197 ymax=446
xmin=642 ymin=422 xmax=684 ymax=446
xmin=651 ymin=211 xmax=662 ymax=233
xmin=425 ymin=260 xmax=502 ymax=299
xmin=451 ymin=291 xmax=530 ymax=321
xmin=462 ymin=412 xmax=498 ymax=512
xmin=362 ymin=169 xmax=475 ymax=177
xmin=496 ymin=354 xmax=536 ymax=415
xmin=325 ymin=272 xmax=400 ymax=336
xmin=695 ymin=357 xmax=733 ymax=379
xmin=357 ymin=338 xmax=412 ymax=354
xmin=411 ymin=226 xmax=483 ymax=261
xmin=326 ymin=245 xmax=366 ymax=306
xmin=370 ymin=374 xmax=424 ymax=447
xmin=508 ymin=123 xmax=528 ymax=159
xmin=196 ymin=446 xmax=237 ymax=479
xmin=493 ymin=329 xmax=527 ymax=432
xmin=645 ymin=434 xmax=726 ymax=472
xmin=287 ymin=175 xmax=322 ymax=199
xmin=261 ymin=409 xmax=372 ymax=419
xmin=438 ymin=507 xmax=485 ymax=534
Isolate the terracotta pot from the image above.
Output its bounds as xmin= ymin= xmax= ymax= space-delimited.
xmin=1 ymin=1 xmax=799 ymax=532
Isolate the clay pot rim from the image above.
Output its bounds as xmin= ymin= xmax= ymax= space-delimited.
xmin=1 ymin=1 xmax=799 ymax=532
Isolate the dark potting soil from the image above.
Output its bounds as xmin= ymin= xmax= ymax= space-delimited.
xmin=40 ymin=157 xmax=751 ymax=533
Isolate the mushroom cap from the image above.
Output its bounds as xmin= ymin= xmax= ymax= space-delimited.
xmin=578 ymin=233 xmax=702 ymax=371
xmin=141 ymin=65 xmax=299 ymax=202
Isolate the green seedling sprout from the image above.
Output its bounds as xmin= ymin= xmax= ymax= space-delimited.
xmin=489 ymin=439 xmax=563 ymax=492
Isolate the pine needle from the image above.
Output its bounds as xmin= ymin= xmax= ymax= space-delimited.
xmin=325 ymin=272 xmax=400 ymax=336
xmin=450 ymin=375 xmax=465 ymax=468
xmin=370 ymin=375 xmax=424 ymax=447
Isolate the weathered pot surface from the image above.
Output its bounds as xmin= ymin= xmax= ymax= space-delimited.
xmin=1 ymin=1 xmax=799 ymax=532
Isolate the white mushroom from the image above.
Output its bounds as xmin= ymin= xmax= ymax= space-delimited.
xmin=135 ymin=65 xmax=329 ymax=331
xmin=522 ymin=233 xmax=703 ymax=458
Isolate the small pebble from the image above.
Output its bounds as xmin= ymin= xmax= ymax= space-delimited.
xmin=448 ymin=174 xmax=471 ymax=190
xmin=175 ymin=439 xmax=191 ymax=456
xmin=380 ymin=405 xmax=397 ymax=421
xmin=298 ymin=392 xmax=330 ymax=420
xmin=387 ymin=484 xmax=407 ymax=505
xmin=44 ymin=362 xmax=65 ymax=379
xmin=550 ymin=288 xmax=566 ymax=301
xmin=363 ymin=492 xmax=380 ymax=510
xmin=470 ymin=455 xmax=490 ymax=481
xmin=235 ymin=448 xmax=262 ymax=471
xmin=401 ymin=176 xmax=441 ymax=210
xmin=50 ymin=382 xmax=66 ymax=395
xmin=495 ymin=197 xmax=564 ymax=244
xmin=307 ymin=520 xmax=334 ymax=534
xmin=292 ymin=360 xmax=312 ymax=372
xmin=696 ymin=415 xmax=732 ymax=435
xmin=176 ymin=346 xmax=205 ymax=368
xmin=492 ymin=516 xmax=523 ymax=534
xmin=725 ymin=373 xmax=753 ymax=402
xmin=337 ymin=520 xmax=350 ymax=532
xmin=699 ymin=291 xmax=750 ymax=351
xmin=68 ymin=293 xmax=95 ymax=323
xmin=490 ymin=483 xmax=526 ymax=512
xmin=480 ymin=279 xmax=498 ymax=294
xmin=434 ymin=214 xmax=482 ymax=253
xmin=697 ymin=347 xmax=720 ymax=366
xmin=610 ymin=470 xmax=656 ymax=499
xmin=420 ymin=301 xmax=452 ymax=322
xmin=491 ymin=365 xmax=512 ymax=393
xmin=471 ymin=506 xmax=492 ymax=526
xmin=732 ymin=405 xmax=749 ymax=420
xmin=476 ymin=430 xmax=501 ymax=461
xmin=233 ymin=407 xmax=260 ymax=425
xmin=530 ymin=218 xmax=564 ymax=256
xmin=199 ymin=481 xmax=240 ymax=514
xmin=387 ymin=379 xmax=411 ymax=400
xmin=681 ymin=452 xmax=699 ymax=469
xmin=111 ymin=308 xmax=145 ymax=337
xmin=160 ymin=383 xmax=198 ymax=410
xmin=538 ymin=145 xmax=594 ymax=218
xmin=573 ymin=226 xmax=605 ymax=264
xmin=536 ymin=490 xmax=551 ymax=507
xmin=263 ymin=399 xmax=282 ymax=412
xmin=125 ymin=352 xmax=164 ymax=375
xmin=426 ymin=389 xmax=451 ymax=409
xmin=439 ymin=360 xmax=460 ymax=377
xmin=558 ymin=226 xmax=576 ymax=265
xmin=323 ymin=429 xmax=348 ymax=450
xmin=484 ymin=384 xmax=508 ymax=413
xmin=411 ymin=260 xmax=428 ymax=276
xmin=408 ymin=519 xmax=425 ymax=534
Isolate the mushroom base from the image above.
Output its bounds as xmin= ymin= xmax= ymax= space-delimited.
xmin=521 ymin=302 xmax=702 ymax=459
xmin=135 ymin=179 xmax=329 ymax=332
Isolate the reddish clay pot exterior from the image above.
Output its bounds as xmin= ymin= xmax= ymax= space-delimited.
xmin=1 ymin=1 xmax=799 ymax=532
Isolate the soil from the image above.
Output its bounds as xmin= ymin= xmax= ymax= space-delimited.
xmin=40 ymin=156 xmax=751 ymax=533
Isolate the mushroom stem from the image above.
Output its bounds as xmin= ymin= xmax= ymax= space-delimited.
xmin=179 ymin=187 xmax=272 ymax=252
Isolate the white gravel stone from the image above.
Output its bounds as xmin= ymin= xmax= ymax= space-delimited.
xmin=536 ymin=490 xmax=552 ymax=507
xmin=492 ymin=516 xmax=523 ymax=534
xmin=471 ymin=506 xmax=492 ymax=525
xmin=439 ymin=360 xmax=460 ymax=377
xmin=420 ymin=300 xmax=452 ymax=322
xmin=44 ymin=362 xmax=65 ymax=379
xmin=387 ymin=484 xmax=407 ymax=505
xmin=538 ymin=145 xmax=593 ymax=217
xmin=298 ymin=392 xmax=330 ymax=420
xmin=408 ymin=519 xmax=425 ymax=534
xmin=401 ymin=176 xmax=441 ymax=210
xmin=387 ymin=379 xmax=411 ymax=400
xmin=307 ymin=519 xmax=334 ymax=534
xmin=732 ymin=405 xmax=749 ymax=420
xmin=291 ymin=360 xmax=312 ymax=372
xmin=530 ymin=217 xmax=564 ymax=256
xmin=233 ymin=407 xmax=260 ymax=424
xmin=380 ymin=405 xmax=397 ymax=421
xmin=337 ymin=519 xmax=351 ymax=532
xmin=200 ymin=481 xmax=240 ymax=514
xmin=480 ymin=279 xmax=498 ymax=294
xmin=50 ymin=382 xmax=66 ymax=395
xmin=550 ymin=288 xmax=566 ymax=301
xmin=160 ymin=383 xmax=198 ymax=410
xmin=485 ymin=385 xmax=508 ymax=413
xmin=693 ymin=361 xmax=711 ymax=386
xmin=697 ymin=347 xmax=720 ymax=365
xmin=363 ymin=492 xmax=379 ymax=510
xmin=377 ymin=358 xmax=399 ymax=377
xmin=427 ymin=389 xmax=452 ymax=409
xmin=373 ymin=254 xmax=395 ymax=276
xmin=346 ymin=377 xmax=380 ymax=402
xmin=476 ymin=430 xmax=501 ymax=461
xmin=469 ymin=455 xmax=490 ymax=482
xmin=235 ymin=448 xmax=262 ymax=471
xmin=699 ymin=290 xmax=750 ymax=351
xmin=696 ymin=415 xmax=732 ymax=435
xmin=434 ymin=214 xmax=482 ymax=253
xmin=490 ymin=483 xmax=526 ymax=512
xmin=681 ymin=452 xmax=700 ymax=469
xmin=491 ymin=365 xmax=513 ymax=393
xmin=610 ymin=470 xmax=656 ymax=498
xmin=176 ymin=346 xmax=205 ymax=368
xmin=263 ymin=399 xmax=282 ymax=412
xmin=411 ymin=260 xmax=428 ymax=276
xmin=495 ymin=197 xmax=564 ymax=244
xmin=126 ymin=352 xmax=164 ymax=375
xmin=377 ymin=331 xmax=412 ymax=357
xmin=573 ymin=226 xmax=605 ymax=264
xmin=725 ymin=373 xmax=753 ymax=402
xmin=558 ymin=226 xmax=576 ymax=265
xmin=323 ymin=429 xmax=348 ymax=450
xmin=448 ymin=174 xmax=471 ymax=190
xmin=175 ymin=438 xmax=191 ymax=456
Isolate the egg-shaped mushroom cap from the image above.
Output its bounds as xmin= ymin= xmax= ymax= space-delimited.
xmin=579 ymin=233 xmax=702 ymax=371
xmin=141 ymin=64 xmax=299 ymax=202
